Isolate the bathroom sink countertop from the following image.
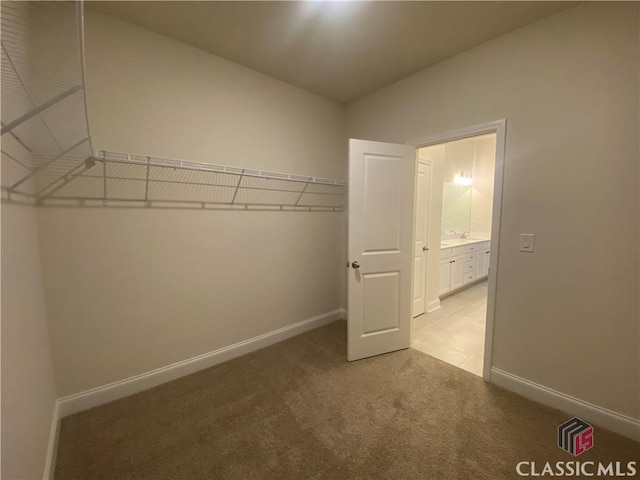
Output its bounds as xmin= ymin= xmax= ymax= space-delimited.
xmin=440 ymin=237 xmax=490 ymax=249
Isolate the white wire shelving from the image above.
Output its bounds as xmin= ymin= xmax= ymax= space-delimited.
xmin=0 ymin=1 xmax=347 ymax=212
xmin=25 ymin=150 xmax=348 ymax=211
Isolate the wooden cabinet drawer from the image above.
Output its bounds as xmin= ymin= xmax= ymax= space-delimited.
xmin=464 ymin=252 xmax=477 ymax=263
xmin=463 ymin=272 xmax=476 ymax=284
xmin=440 ymin=248 xmax=451 ymax=260
xmin=452 ymin=246 xmax=465 ymax=257
xmin=464 ymin=243 xmax=480 ymax=253
xmin=464 ymin=261 xmax=476 ymax=273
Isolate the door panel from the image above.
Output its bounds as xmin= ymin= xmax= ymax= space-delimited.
xmin=348 ymin=139 xmax=415 ymax=361
xmin=362 ymin=271 xmax=400 ymax=334
xmin=413 ymin=256 xmax=423 ymax=311
xmin=412 ymin=162 xmax=432 ymax=317
xmin=363 ymin=156 xmax=402 ymax=252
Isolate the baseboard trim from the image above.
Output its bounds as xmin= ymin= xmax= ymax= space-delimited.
xmin=339 ymin=307 xmax=347 ymax=320
xmin=58 ymin=309 xmax=343 ymax=418
xmin=426 ymin=299 xmax=441 ymax=313
xmin=490 ymin=368 xmax=640 ymax=441
xmin=43 ymin=400 xmax=60 ymax=480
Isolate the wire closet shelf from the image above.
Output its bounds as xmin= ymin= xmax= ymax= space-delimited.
xmin=1 ymin=1 xmax=347 ymax=212
xmin=30 ymin=150 xmax=348 ymax=211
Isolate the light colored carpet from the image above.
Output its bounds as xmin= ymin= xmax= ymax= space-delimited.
xmin=55 ymin=321 xmax=639 ymax=479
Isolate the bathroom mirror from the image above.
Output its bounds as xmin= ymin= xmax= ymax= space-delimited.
xmin=442 ymin=182 xmax=471 ymax=235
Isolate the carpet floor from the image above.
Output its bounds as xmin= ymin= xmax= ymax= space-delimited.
xmin=55 ymin=321 xmax=639 ymax=479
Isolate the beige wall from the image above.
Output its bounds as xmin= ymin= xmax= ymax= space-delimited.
xmin=37 ymin=10 xmax=345 ymax=397
xmin=1 ymin=136 xmax=58 ymax=479
xmin=442 ymin=139 xmax=474 ymax=234
xmin=84 ymin=10 xmax=345 ymax=179
xmin=439 ymin=135 xmax=495 ymax=236
xmin=347 ymin=2 xmax=639 ymax=418
xmin=470 ymin=135 xmax=496 ymax=237
xmin=442 ymin=138 xmax=474 ymax=186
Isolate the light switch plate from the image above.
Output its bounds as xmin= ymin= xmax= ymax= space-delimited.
xmin=519 ymin=234 xmax=535 ymax=253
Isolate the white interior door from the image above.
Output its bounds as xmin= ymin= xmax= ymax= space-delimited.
xmin=348 ymin=139 xmax=415 ymax=361
xmin=412 ymin=161 xmax=432 ymax=317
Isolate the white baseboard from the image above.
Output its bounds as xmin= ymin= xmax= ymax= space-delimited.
xmin=339 ymin=307 xmax=347 ymax=320
xmin=490 ymin=368 xmax=640 ymax=441
xmin=426 ymin=299 xmax=441 ymax=313
xmin=58 ymin=309 xmax=343 ymax=418
xmin=43 ymin=400 xmax=60 ymax=480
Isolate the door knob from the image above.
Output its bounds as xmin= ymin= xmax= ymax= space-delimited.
xmin=351 ymin=261 xmax=360 ymax=269
xmin=423 ymin=246 xmax=429 ymax=251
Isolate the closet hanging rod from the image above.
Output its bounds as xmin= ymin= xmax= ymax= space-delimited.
xmin=62 ymin=174 xmax=346 ymax=196
xmin=33 ymin=199 xmax=345 ymax=213
xmin=94 ymin=150 xmax=347 ymax=187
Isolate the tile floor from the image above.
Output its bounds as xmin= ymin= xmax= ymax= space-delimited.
xmin=411 ymin=280 xmax=488 ymax=376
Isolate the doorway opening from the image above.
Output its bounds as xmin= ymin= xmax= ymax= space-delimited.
xmin=346 ymin=121 xmax=504 ymax=374
xmin=409 ymin=122 xmax=505 ymax=379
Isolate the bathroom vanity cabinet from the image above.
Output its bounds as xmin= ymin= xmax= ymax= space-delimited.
xmin=439 ymin=239 xmax=490 ymax=296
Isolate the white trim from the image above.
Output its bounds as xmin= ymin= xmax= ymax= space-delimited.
xmin=43 ymin=401 xmax=60 ymax=480
xmin=58 ymin=309 xmax=342 ymax=418
xmin=338 ymin=308 xmax=347 ymax=320
xmin=408 ymin=119 xmax=507 ymax=382
xmin=407 ymin=120 xmax=506 ymax=147
xmin=490 ymin=368 xmax=640 ymax=441
xmin=426 ymin=299 xmax=441 ymax=313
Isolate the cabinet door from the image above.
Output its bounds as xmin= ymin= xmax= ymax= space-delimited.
xmin=477 ymin=249 xmax=490 ymax=278
xmin=450 ymin=255 xmax=465 ymax=291
xmin=438 ymin=259 xmax=451 ymax=296
xmin=477 ymin=250 xmax=486 ymax=278
xmin=484 ymin=250 xmax=491 ymax=276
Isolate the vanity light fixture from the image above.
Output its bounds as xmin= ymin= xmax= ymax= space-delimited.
xmin=454 ymin=171 xmax=473 ymax=186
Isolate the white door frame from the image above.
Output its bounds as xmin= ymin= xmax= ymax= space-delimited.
xmin=408 ymin=119 xmax=507 ymax=381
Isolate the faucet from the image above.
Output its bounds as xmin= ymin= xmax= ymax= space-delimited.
xmin=461 ymin=231 xmax=470 ymax=239
xmin=448 ymin=230 xmax=457 ymax=235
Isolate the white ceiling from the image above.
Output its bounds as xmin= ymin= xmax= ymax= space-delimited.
xmin=88 ymin=1 xmax=575 ymax=103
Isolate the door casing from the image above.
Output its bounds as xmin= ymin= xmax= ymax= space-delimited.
xmin=408 ymin=120 xmax=507 ymax=381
